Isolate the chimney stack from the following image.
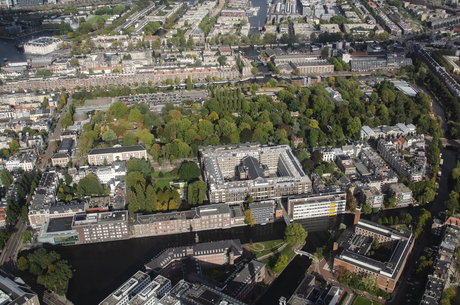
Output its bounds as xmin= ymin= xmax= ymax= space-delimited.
xmin=354 ymin=207 xmax=361 ymax=225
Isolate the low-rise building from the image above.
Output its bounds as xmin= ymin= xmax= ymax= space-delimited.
xmin=87 ymin=145 xmax=147 ymax=165
xmin=223 ymin=259 xmax=265 ymax=301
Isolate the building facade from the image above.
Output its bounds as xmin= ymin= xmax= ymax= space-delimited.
xmin=201 ymin=145 xmax=311 ymax=205
xmin=287 ymin=192 xmax=346 ymax=220
xmin=334 ymin=219 xmax=414 ymax=293
xmin=87 ymin=145 xmax=147 ymax=165
xmin=72 ymin=211 xmax=130 ymax=243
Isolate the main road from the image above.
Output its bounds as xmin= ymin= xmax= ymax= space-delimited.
xmin=0 ymin=221 xmax=26 ymax=273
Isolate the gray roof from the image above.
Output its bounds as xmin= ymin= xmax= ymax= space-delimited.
xmin=145 ymin=240 xmax=243 ymax=273
xmin=241 ymin=155 xmax=265 ymax=179
xmin=224 ymin=259 xmax=265 ymax=298
xmin=88 ymin=145 xmax=146 ymax=155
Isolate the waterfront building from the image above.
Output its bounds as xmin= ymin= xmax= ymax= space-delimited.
xmin=99 ymin=271 xmax=151 ymax=305
xmin=0 ymin=270 xmax=39 ymax=305
xmin=24 ymin=37 xmax=61 ymax=55
xmin=87 ymin=145 xmax=147 ymax=165
xmin=160 ymin=279 xmax=246 ymax=305
xmin=386 ymin=183 xmax=413 ymax=206
xmin=287 ymin=192 xmax=346 ymax=220
xmin=249 ymin=200 xmax=275 ymax=223
xmin=72 ymin=211 xmax=130 ymax=243
xmin=359 ymin=186 xmax=383 ymax=208
xmin=290 ymin=60 xmax=334 ymax=74
xmin=333 ymin=219 xmax=414 ymax=293
xmin=223 ymin=259 xmax=266 ymax=301
xmin=201 ymin=145 xmax=311 ymax=205
xmin=132 ymin=203 xmax=242 ymax=237
xmin=145 ymin=240 xmax=243 ymax=277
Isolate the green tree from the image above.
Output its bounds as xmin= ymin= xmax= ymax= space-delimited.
xmin=128 ymin=194 xmax=139 ymax=215
xmin=244 ymin=209 xmax=256 ymax=227
xmin=9 ymin=140 xmax=19 ymax=151
xmin=77 ymin=174 xmax=103 ymax=196
xmin=123 ymin=132 xmax=138 ymax=146
xmin=1 ymin=168 xmax=13 ymax=189
xmin=187 ymin=180 xmax=206 ymax=205
xmin=20 ymin=230 xmax=32 ymax=243
xmin=18 ymin=257 xmax=28 ymax=271
xmin=217 ymin=55 xmax=227 ymax=66
xmin=273 ymin=254 xmax=288 ymax=273
xmin=178 ymin=162 xmax=201 ymax=182
xmin=70 ymin=58 xmax=79 ymax=66
xmin=60 ymin=113 xmax=74 ymax=130
xmin=284 ymin=223 xmax=308 ymax=246
xmin=145 ymin=185 xmax=157 ymax=212
xmin=102 ymin=129 xmax=117 ymax=142
xmin=362 ymin=203 xmax=372 ymax=215
xmin=404 ymin=213 xmax=413 ymax=224
xmin=42 ymin=97 xmax=49 ymax=108
xmin=126 ymin=171 xmax=145 ymax=189
xmin=129 ymin=108 xmax=143 ymax=122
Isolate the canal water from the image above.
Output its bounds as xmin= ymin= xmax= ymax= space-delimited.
xmin=40 ymin=141 xmax=457 ymax=305
xmin=0 ymin=30 xmax=55 ymax=63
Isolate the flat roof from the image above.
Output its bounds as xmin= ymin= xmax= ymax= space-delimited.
xmin=88 ymin=145 xmax=146 ymax=155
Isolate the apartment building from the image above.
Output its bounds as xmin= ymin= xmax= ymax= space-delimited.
xmin=223 ymin=259 xmax=265 ymax=301
xmin=126 ymin=275 xmax=171 ymax=305
xmin=87 ymin=145 xmax=147 ymax=165
xmin=72 ymin=211 xmax=129 ymax=243
xmin=377 ymin=136 xmax=426 ymax=183
xmin=334 ymin=219 xmax=414 ymax=293
xmin=132 ymin=203 xmax=243 ymax=237
xmin=287 ymin=192 xmax=346 ymax=220
xmin=249 ymin=200 xmax=275 ymax=223
xmin=387 ymin=183 xmax=413 ymax=206
xmin=201 ymin=145 xmax=311 ymax=205
xmin=28 ymin=170 xmax=59 ymax=228
xmin=359 ymin=186 xmax=383 ymax=208
xmin=99 ymin=271 xmax=151 ymax=305
xmin=0 ymin=270 xmax=39 ymax=305
xmin=145 ymin=240 xmax=243 ymax=277
xmin=290 ymin=60 xmax=335 ymax=74
xmin=24 ymin=37 xmax=61 ymax=55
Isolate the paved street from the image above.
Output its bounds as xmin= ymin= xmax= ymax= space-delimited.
xmin=0 ymin=221 xmax=25 ymax=273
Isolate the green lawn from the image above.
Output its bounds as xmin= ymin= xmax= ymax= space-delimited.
xmin=154 ymin=178 xmax=174 ymax=191
xmin=247 ymin=240 xmax=284 ymax=258
xmin=352 ymin=296 xmax=382 ymax=305
xmin=260 ymin=243 xmax=296 ymax=269
xmin=151 ymin=171 xmax=173 ymax=178
xmin=87 ymin=15 xmax=112 ymax=23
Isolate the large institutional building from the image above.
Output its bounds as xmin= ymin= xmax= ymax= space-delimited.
xmin=24 ymin=37 xmax=61 ymax=55
xmin=87 ymin=145 xmax=147 ymax=165
xmin=287 ymin=192 xmax=346 ymax=220
xmin=333 ymin=219 xmax=414 ymax=293
xmin=200 ymin=145 xmax=311 ymax=205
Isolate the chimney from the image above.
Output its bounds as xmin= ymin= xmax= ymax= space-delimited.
xmin=354 ymin=207 xmax=361 ymax=225
xmin=333 ymin=242 xmax=338 ymax=252
xmin=195 ymin=233 xmax=199 ymax=243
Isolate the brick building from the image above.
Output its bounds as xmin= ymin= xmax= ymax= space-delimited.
xmin=333 ymin=219 xmax=414 ymax=293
